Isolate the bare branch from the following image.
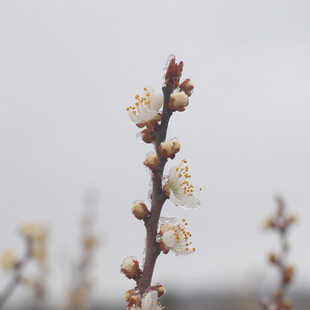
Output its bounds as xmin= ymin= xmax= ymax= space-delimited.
xmin=0 ymin=239 xmax=32 ymax=309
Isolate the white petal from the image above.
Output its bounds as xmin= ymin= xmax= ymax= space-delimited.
xmin=150 ymin=93 xmax=163 ymax=111
xmin=171 ymin=246 xmax=194 ymax=256
xmin=162 ymin=230 xmax=176 ymax=248
xmin=128 ymin=111 xmax=141 ymax=124
xmin=183 ymin=196 xmax=200 ymax=209
xmin=142 ymin=291 xmax=158 ymax=310
xmin=169 ymin=190 xmax=185 ymax=207
xmin=139 ymin=110 xmax=158 ymax=122
xmin=168 ymin=166 xmax=179 ymax=185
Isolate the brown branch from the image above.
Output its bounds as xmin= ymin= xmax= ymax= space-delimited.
xmin=261 ymin=197 xmax=295 ymax=310
xmin=136 ymin=86 xmax=174 ymax=294
xmin=0 ymin=239 xmax=32 ymax=309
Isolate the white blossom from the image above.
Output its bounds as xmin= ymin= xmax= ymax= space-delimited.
xmin=164 ymin=159 xmax=201 ymax=208
xmin=159 ymin=219 xmax=196 ymax=256
xmin=141 ymin=291 xmax=163 ymax=310
xmin=127 ymin=88 xmax=163 ymax=126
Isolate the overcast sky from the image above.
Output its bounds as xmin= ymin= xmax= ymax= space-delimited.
xmin=0 ymin=0 xmax=309 ymax=306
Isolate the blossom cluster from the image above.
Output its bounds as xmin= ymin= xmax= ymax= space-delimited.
xmin=121 ymin=56 xmax=201 ymax=309
xmin=1 ymin=223 xmax=48 ymax=271
xmin=0 ymin=223 xmax=48 ymax=301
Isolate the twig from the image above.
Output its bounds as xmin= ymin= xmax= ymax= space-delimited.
xmin=0 ymin=239 xmax=32 ymax=309
xmin=123 ymin=57 xmax=198 ymax=309
xmin=136 ymin=86 xmax=173 ymax=294
xmin=261 ymin=196 xmax=296 ymax=310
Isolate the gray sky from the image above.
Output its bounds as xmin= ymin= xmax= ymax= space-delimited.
xmin=0 ymin=0 xmax=309 ymax=305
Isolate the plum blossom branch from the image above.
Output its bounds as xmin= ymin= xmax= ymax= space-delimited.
xmin=0 ymin=239 xmax=32 ymax=309
xmin=0 ymin=223 xmax=48 ymax=309
xmin=260 ymin=196 xmax=297 ymax=310
xmin=122 ymin=56 xmax=200 ymax=309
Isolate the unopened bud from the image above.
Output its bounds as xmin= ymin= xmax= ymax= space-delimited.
xmin=273 ymin=289 xmax=283 ymax=300
xmin=168 ymin=92 xmax=188 ymax=111
xmin=144 ymin=153 xmax=160 ymax=173
xmin=268 ymin=252 xmax=278 ymax=264
xmin=129 ymin=295 xmax=140 ymax=305
xmin=83 ymin=235 xmax=98 ymax=251
xmin=165 ymin=57 xmax=183 ymax=89
xmin=1 ymin=250 xmax=18 ymax=271
xmin=121 ymin=257 xmax=141 ymax=280
xmin=179 ymin=79 xmax=194 ymax=96
xmin=124 ymin=289 xmax=133 ymax=302
xmin=140 ymin=129 xmax=155 ymax=144
xmin=283 ymin=265 xmax=294 ymax=283
xmin=19 ymin=223 xmax=47 ymax=242
xmin=32 ymin=245 xmax=47 ymax=263
xmin=155 ymin=284 xmax=166 ymax=297
xmin=159 ymin=140 xmax=181 ymax=158
xmin=288 ymin=214 xmax=297 ymax=224
xmin=262 ymin=217 xmax=275 ymax=229
xmin=282 ymin=298 xmax=293 ymax=309
xmin=132 ymin=202 xmax=150 ymax=220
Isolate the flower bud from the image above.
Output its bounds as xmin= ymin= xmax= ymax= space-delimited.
xmin=180 ymin=79 xmax=194 ymax=96
xmin=121 ymin=257 xmax=141 ymax=280
xmin=132 ymin=202 xmax=150 ymax=220
xmin=268 ymin=252 xmax=278 ymax=264
xmin=273 ymin=289 xmax=283 ymax=300
xmin=151 ymin=284 xmax=166 ymax=297
xmin=19 ymin=223 xmax=47 ymax=242
xmin=144 ymin=153 xmax=160 ymax=173
xmin=282 ymin=298 xmax=293 ymax=309
xmin=1 ymin=250 xmax=18 ymax=271
xmin=168 ymin=92 xmax=188 ymax=111
xmin=32 ymin=245 xmax=47 ymax=263
xmin=140 ymin=129 xmax=155 ymax=144
xmin=124 ymin=289 xmax=134 ymax=302
xmin=129 ymin=295 xmax=140 ymax=305
xmin=165 ymin=56 xmax=183 ymax=89
xmin=262 ymin=217 xmax=275 ymax=229
xmin=288 ymin=213 xmax=297 ymax=224
xmin=83 ymin=235 xmax=98 ymax=251
xmin=283 ymin=265 xmax=294 ymax=283
xmin=159 ymin=140 xmax=181 ymax=158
